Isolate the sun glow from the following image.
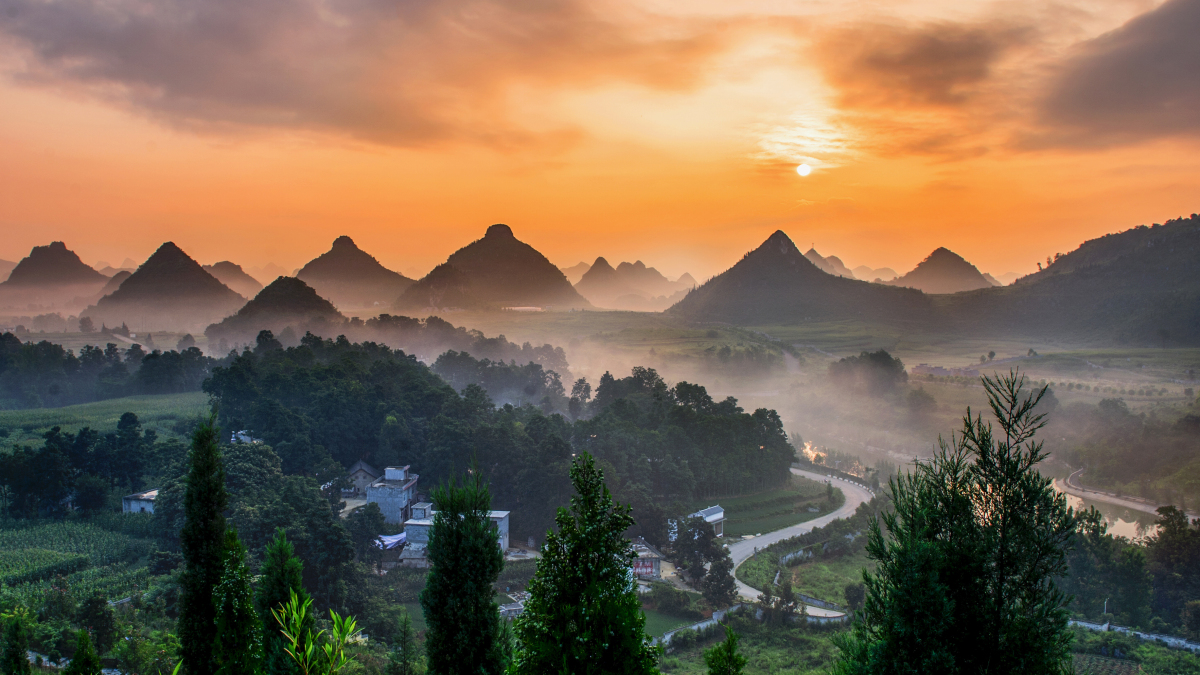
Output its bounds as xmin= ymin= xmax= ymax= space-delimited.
xmin=796 ymin=163 xmax=812 ymax=176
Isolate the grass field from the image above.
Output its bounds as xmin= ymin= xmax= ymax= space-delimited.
xmin=642 ymin=608 xmax=696 ymax=638
xmin=660 ymin=616 xmax=843 ymax=674
xmin=0 ymin=392 xmax=209 ymax=446
xmin=687 ymin=475 xmax=844 ymax=538
xmin=786 ymin=549 xmax=874 ymax=606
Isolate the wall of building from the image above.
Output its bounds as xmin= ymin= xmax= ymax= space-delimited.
xmin=367 ymin=485 xmax=413 ymax=524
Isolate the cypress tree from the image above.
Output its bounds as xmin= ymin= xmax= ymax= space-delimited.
xmin=419 ymin=469 xmax=506 ymax=675
xmin=385 ymin=610 xmax=421 ymax=675
xmin=62 ymin=630 xmax=100 ymax=675
xmin=1 ymin=610 xmax=32 ymax=675
xmin=257 ymin=528 xmax=310 ymax=675
xmin=512 ymin=453 xmax=660 ymax=674
xmin=178 ymin=416 xmax=228 ymax=675
xmin=215 ymin=528 xmax=262 ymax=675
xmin=701 ymin=548 xmax=738 ymax=608
xmin=703 ymin=629 xmax=746 ymax=675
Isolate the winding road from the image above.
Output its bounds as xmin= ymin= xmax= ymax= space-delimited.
xmin=1057 ymin=468 xmax=1198 ymax=520
xmin=725 ymin=467 xmax=876 ymax=618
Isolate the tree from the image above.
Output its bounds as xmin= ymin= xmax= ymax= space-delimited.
xmin=178 ymin=416 xmax=229 ymax=675
xmin=74 ymin=594 xmax=116 ymax=655
xmin=843 ymin=583 xmax=865 ymax=614
xmin=385 ymin=610 xmax=422 ymax=675
xmin=512 ymin=453 xmax=660 ymax=673
xmin=419 ymin=470 xmax=505 ymax=675
xmin=703 ymin=628 xmax=746 ymax=675
xmin=1 ymin=608 xmax=32 ymax=675
xmin=63 ymin=630 xmax=100 ymax=675
xmin=833 ymin=371 xmax=1075 ymax=674
xmin=346 ymin=502 xmax=387 ymax=568
xmin=215 ymin=529 xmax=262 ymax=675
xmin=78 ymin=317 xmax=94 ymax=334
xmin=675 ymin=515 xmax=718 ymax=585
xmin=258 ymin=528 xmax=312 ymax=675
xmin=987 ymin=351 xmax=996 ymax=361
xmin=701 ymin=548 xmax=738 ymax=608
xmin=273 ymin=591 xmax=359 ymax=675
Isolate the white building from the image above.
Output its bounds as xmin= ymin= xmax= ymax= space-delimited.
xmin=122 ymin=489 xmax=158 ymax=514
xmin=365 ymin=466 xmax=420 ymax=524
xmin=399 ymin=508 xmax=511 ymax=567
xmin=689 ymin=505 xmax=726 ymax=537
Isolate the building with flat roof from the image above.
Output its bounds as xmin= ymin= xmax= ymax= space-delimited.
xmin=366 ymin=466 xmax=419 ymax=524
xmin=122 ymin=489 xmax=158 ymax=514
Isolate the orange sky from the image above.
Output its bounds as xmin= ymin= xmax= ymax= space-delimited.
xmin=1 ymin=0 xmax=1197 ymax=281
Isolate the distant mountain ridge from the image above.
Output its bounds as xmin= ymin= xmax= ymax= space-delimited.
xmin=887 ymin=247 xmax=995 ymax=294
xmin=668 ymin=231 xmax=930 ymax=325
xmin=395 ymin=224 xmax=590 ymax=311
xmin=296 ymin=236 xmax=413 ymax=309
xmin=0 ymin=260 xmax=15 ymax=283
xmin=206 ymin=276 xmax=344 ymax=344
xmin=574 ymin=257 xmax=693 ymax=310
xmin=0 ymin=242 xmax=109 ymax=310
xmin=852 ymin=265 xmax=898 ymax=282
xmin=560 ymin=262 xmax=592 ymax=284
xmin=84 ymin=242 xmax=246 ymax=331
xmin=204 ymin=261 xmax=264 ymax=300
xmin=804 ymin=248 xmax=857 ymax=279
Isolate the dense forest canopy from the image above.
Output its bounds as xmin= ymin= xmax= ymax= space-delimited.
xmin=203 ymin=332 xmax=796 ymax=543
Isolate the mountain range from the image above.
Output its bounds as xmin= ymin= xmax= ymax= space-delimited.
xmin=395 ymin=224 xmax=590 ymax=311
xmin=206 ymin=276 xmax=344 ymax=345
xmin=297 ymin=236 xmax=414 ymax=310
xmin=573 ymin=258 xmax=694 ymax=310
xmin=0 ymin=260 xmax=15 ymax=283
xmin=560 ymin=262 xmax=592 ymax=285
xmin=204 ymin=262 xmax=265 ymax=300
xmin=671 ymin=214 xmax=1200 ymax=344
xmin=886 ymin=247 xmax=997 ymax=294
xmin=852 ymin=265 xmax=899 ymax=282
xmin=83 ymin=242 xmax=246 ymax=332
xmin=0 ymin=242 xmax=110 ymax=310
xmin=804 ymin=248 xmax=857 ymax=279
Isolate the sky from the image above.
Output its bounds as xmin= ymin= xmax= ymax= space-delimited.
xmin=0 ymin=0 xmax=1198 ymax=281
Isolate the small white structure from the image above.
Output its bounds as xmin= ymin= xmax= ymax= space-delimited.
xmin=122 ymin=489 xmax=158 ymax=514
xmin=689 ymin=505 xmax=726 ymax=537
xmin=366 ymin=466 xmax=420 ymax=524
xmin=400 ymin=508 xmax=511 ymax=567
xmin=631 ymin=537 xmax=665 ymax=578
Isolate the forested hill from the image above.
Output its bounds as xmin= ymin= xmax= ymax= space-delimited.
xmin=940 ymin=214 xmax=1200 ymax=344
xmin=203 ymin=335 xmax=795 ymax=543
xmin=296 ymin=236 xmax=414 ymax=310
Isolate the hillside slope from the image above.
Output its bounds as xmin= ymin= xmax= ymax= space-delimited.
xmin=888 ymin=248 xmax=995 ymax=294
xmin=395 ymin=224 xmax=590 ymax=311
xmin=84 ymin=242 xmax=246 ymax=331
xmin=204 ymin=262 xmax=264 ymax=300
xmin=0 ymin=242 xmax=109 ymax=310
xmin=206 ymin=276 xmax=344 ymax=345
xmin=297 ymin=236 xmax=414 ymax=309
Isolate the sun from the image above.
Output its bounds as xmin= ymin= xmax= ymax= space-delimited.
xmin=796 ymin=164 xmax=812 ymax=177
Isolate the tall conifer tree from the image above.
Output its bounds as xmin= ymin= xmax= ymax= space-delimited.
xmin=257 ymin=528 xmax=310 ymax=675
xmin=215 ymin=528 xmax=262 ymax=675
xmin=419 ymin=470 xmax=505 ymax=675
xmin=833 ymin=371 xmax=1075 ymax=674
xmin=178 ymin=417 xmax=228 ymax=675
xmin=512 ymin=453 xmax=660 ymax=674
xmin=62 ymin=630 xmax=100 ymax=675
xmin=1 ymin=609 xmax=32 ymax=675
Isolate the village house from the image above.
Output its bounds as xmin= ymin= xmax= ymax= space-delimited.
xmin=689 ymin=505 xmax=726 ymax=537
xmin=347 ymin=460 xmax=381 ymax=495
xmin=365 ymin=466 xmax=419 ymax=524
xmin=399 ymin=507 xmax=511 ymax=568
xmin=631 ymin=537 xmax=665 ymax=579
xmin=122 ymin=489 xmax=158 ymax=514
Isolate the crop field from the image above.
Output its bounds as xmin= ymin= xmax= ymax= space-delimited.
xmin=0 ymin=549 xmax=89 ymax=585
xmin=0 ymin=521 xmax=154 ymax=565
xmin=687 ymin=476 xmax=844 ymax=538
xmin=0 ymin=391 xmax=209 ymax=446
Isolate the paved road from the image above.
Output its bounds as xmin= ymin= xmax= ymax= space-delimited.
xmin=725 ymin=468 xmax=876 ymax=618
xmin=1058 ymin=469 xmax=1198 ymax=520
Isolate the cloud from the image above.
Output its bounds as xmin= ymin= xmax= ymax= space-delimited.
xmin=0 ymin=0 xmax=728 ymax=147
xmin=1037 ymin=0 xmax=1200 ymax=146
xmin=813 ymin=21 xmax=1031 ymax=110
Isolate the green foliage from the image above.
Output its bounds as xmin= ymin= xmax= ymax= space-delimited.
xmin=419 ymin=470 xmax=505 ymax=675
xmin=62 ymin=629 xmax=100 ymax=675
xmin=258 ymin=528 xmax=311 ymax=675
xmin=272 ymin=590 xmax=360 ymax=675
xmin=385 ymin=609 xmax=424 ymax=675
xmin=214 ymin=529 xmax=262 ymax=675
xmin=703 ymin=629 xmax=746 ymax=675
xmin=73 ymin=594 xmax=115 ymax=655
xmin=0 ymin=550 xmax=89 ymax=586
xmin=834 ymin=371 xmax=1075 ymax=675
xmin=701 ymin=550 xmax=738 ymax=609
xmin=1 ymin=608 xmax=32 ymax=675
xmin=178 ymin=417 xmax=228 ymax=675
xmin=828 ymin=350 xmax=908 ymax=396
xmin=1144 ymin=505 xmax=1200 ymax=630
xmin=345 ymin=503 xmax=387 ymax=568
xmin=512 ymin=453 xmax=661 ymax=674
xmin=1062 ymin=508 xmax=1152 ymax=626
